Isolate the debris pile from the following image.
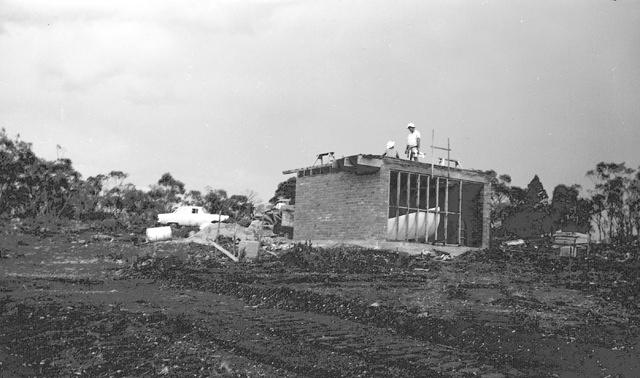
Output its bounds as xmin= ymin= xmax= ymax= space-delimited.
xmin=187 ymin=223 xmax=257 ymax=244
xmin=261 ymin=237 xmax=294 ymax=252
xmin=276 ymin=243 xmax=434 ymax=273
xmin=177 ymin=222 xmax=294 ymax=259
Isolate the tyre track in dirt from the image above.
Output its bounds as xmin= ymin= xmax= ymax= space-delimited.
xmin=128 ymin=263 xmax=505 ymax=375
xmin=1 ymin=275 xmax=484 ymax=377
xmin=191 ymin=301 xmax=476 ymax=377
xmin=163 ymin=260 xmax=638 ymax=374
xmin=0 ymin=295 xmax=294 ymax=377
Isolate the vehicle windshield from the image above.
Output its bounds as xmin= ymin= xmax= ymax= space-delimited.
xmin=171 ymin=206 xmax=210 ymax=214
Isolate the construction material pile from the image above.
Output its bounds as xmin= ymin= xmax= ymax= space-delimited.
xmin=186 ymin=223 xmax=258 ymax=244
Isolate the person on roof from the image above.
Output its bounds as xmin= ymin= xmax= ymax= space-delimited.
xmin=382 ymin=140 xmax=400 ymax=158
xmin=405 ymin=122 xmax=421 ymax=161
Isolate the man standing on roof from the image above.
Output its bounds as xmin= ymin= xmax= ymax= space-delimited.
xmin=405 ymin=122 xmax=421 ymax=161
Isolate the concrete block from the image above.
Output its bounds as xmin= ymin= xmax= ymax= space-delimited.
xmin=238 ymin=240 xmax=260 ymax=259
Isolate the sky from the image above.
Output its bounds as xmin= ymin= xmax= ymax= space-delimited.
xmin=1 ymin=0 xmax=639 ymax=203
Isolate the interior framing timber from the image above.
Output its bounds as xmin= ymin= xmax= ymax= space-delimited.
xmin=387 ymin=169 xmax=473 ymax=246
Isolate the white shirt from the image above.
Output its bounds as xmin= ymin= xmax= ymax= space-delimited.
xmin=407 ymin=129 xmax=421 ymax=147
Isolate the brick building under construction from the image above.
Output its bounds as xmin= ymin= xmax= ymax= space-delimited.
xmin=284 ymin=155 xmax=491 ymax=250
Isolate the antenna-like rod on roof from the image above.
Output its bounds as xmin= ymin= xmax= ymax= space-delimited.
xmin=430 ymin=130 xmax=453 ymax=178
xmin=431 ymin=129 xmax=434 ymax=177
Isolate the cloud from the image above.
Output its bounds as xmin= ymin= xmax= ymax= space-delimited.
xmin=0 ymin=0 xmax=117 ymax=27
xmin=0 ymin=0 xmax=298 ymax=35
xmin=124 ymin=76 xmax=183 ymax=106
xmin=39 ymin=64 xmax=123 ymax=93
xmin=1 ymin=0 xmax=302 ymax=98
xmin=160 ymin=0 xmax=299 ymax=36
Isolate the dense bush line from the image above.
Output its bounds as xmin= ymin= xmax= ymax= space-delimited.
xmin=1 ymin=128 xmax=638 ymax=245
xmin=0 ymin=129 xmax=255 ymax=230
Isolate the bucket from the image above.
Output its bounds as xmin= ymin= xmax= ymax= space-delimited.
xmin=146 ymin=226 xmax=172 ymax=242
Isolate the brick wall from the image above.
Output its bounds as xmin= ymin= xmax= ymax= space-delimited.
xmin=293 ymin=170 xmax=388 ymax=241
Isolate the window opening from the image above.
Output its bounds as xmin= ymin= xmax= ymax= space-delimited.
xmin=387 ymin=170 xmax=480 ymax=246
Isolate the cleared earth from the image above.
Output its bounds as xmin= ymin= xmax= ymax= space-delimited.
xmin=1 ymin=227 xmax=639 ymax=377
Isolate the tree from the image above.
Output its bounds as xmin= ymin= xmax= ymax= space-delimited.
xmin=36 ymin=158 xmax=81 ymax=217
xmin=576 ymin=197 xmax=595 ymax=234
xmin=550 ymin=184 xmax=591 ymax=233
xmin=587 ymin=162 xmax=636 ymax=243
xmin=482 ymin=170 xmax=538 ymax=238
xmin=243 ymin=189 xmax=261 ymax=208
xmin=99 ymin=171 xmax=130 ymax=215
xmin=507 ymin=186 xmax=527 ymax=208
xmin=203 ymin=189 xmax=228 ymax=214
xmin=483 ymin=170 xmax=513 ymax=232
xmin=201 ymin=189 xmax=255 ymax=225
xmin=0 ymin=129 xmax=85 ymax=218
xmin=503 ymin=175 xmax=552 ymax=238
xmin=68 ymin=174 xmax=106 ymax=219
xmin=184 ymin=190 xmax=204 ymax=206
xmin=120 ymin=184 xmax=160 ymax=224
xmin=105 ymin=170 xmax=127 ymax=189
xmin=149 ymin=173 xmax=186 ymax=211
xmin=227 ymin=194 xmax=254 ymax=222
xmin=591 ymin=193 xmax=607 ymax=241
xmin=158 ymin=172 xmax=185 ymax=194
xmin=270 ymin=177 xmax=296 ymax=205
xmin=0 ymin=129 xmax=39 ymax=216
xmin=628 ymin=170 xmax=640 ymax=243
xmin=525 ymin=175 xmax=549 ymax=209
xmin=502 ymin=210 xmax=548 ymax=239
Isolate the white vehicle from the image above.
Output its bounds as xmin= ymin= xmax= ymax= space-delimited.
xmin=157 ymin=206 xmax=229 ymax=227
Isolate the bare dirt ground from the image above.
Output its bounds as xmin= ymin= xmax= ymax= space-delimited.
xmin=1 ymin=226 xmax=639 ymax=377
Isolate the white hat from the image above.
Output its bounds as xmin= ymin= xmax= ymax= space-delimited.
xmin=386 ymin=140 xmax=395 ymax=149
xmin=407 ymin=122 xmax=415 ymax=129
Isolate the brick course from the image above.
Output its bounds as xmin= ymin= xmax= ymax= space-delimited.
xmin=294 ymin=171 xmax=388 ymax=241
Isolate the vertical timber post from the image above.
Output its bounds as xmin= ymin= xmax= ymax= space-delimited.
xmin=426 ymin=176 xmax=431 ymax=243
xmin=431 ymin=129 xmax=434 ymax=178
xmin=416 ymin=174 xmax=421 ymax=242
xmin=395 ymin=171 xmax=400 ymax=241
xmin=444 ymin=178 xmax=449 ymax=245
xmin=405 ymin=173 xmax=410 ymax=241
xmin=435 ymin=177 xmax=440 ymax=244
xmin=458 ymin=180 xmax=463 ymax=246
